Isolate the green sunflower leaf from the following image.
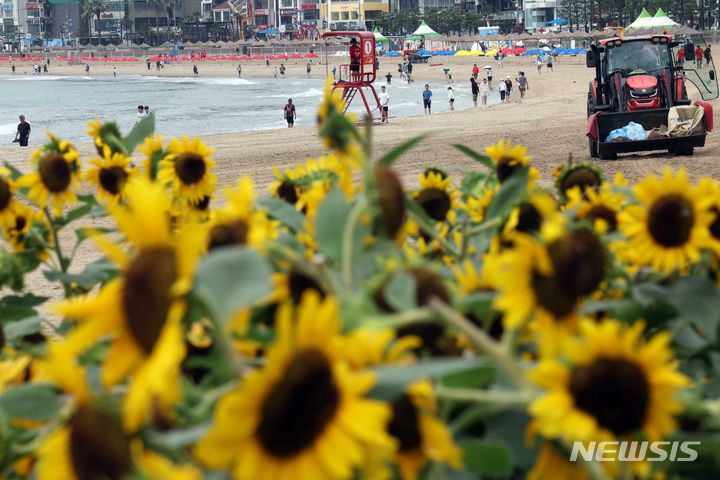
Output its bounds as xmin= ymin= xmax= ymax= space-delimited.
xmin=459 ymin=439 xmax=513 ymax=477
xmin=453 ymin=144 xmax=494 ymax=170
xmin=4 ymin=315 xmax=42 ymax=341
xmin=314 ymin=189 xmax=364 ymax=266
xmin=0 ymin=384 xmax=62 ymax=421
xmin=122 ymin=113 xmax=155 ymax=155
xmin=257 ymin=197 xmax=306 ymax=233
xmin=370 ymin=358 xmax=493 ymax=400
xmin=2 ymin=161 xmax=23 ymax=180
xmin=379 ymin=135 xmax=426 ymax=166
xmin=483 ymin=166 xmax=529 ymax=220
xmin=383 ymin=271 xmax=417 ymax=311
xmin=194 ymin=247 xmax=273 ymax=326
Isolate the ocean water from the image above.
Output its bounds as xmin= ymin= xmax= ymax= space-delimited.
xmin=0 ymin=74 xmax=498 ymax=142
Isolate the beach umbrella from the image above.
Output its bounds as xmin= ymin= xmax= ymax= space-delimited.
xmin=383 ymin=51 xmax=401 ymax=57
xmin=547 ymin=18 xmax=568 ymax=25
xmin=483 ymin=65 xmax=492 ymax=69
xmin=240 ymin=55 xmax=251 ymax=60
xmin=290 ymin=53 xmax=302 ymax=59
xmin=305 ymin=52 xmax=318 ymax=58
xmin=416 ymin=49 xmax=434 ymax=57
xmin=251 ymin=54 xmax=265 ymax=60
xmin=541 ymin=46 xmax=552 ymax=52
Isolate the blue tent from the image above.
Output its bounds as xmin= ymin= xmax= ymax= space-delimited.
xmin=547 ymin=18 xmax=568 ymax=25
xmin=383 ymin=51 xmax=402 ymax=57
xmin=258 ymin=28 xmax=278 ymax=35
xmin=415 ymin=49 xmax=434 ymax=57
xmin=22 ymin=37 xmax=39 ymax=42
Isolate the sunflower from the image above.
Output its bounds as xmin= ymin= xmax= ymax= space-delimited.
xmin=53 ymin=179 xmax=203 ymax=431
xmin=619 ymin=167 xmax=713 ymax=274
xmin=206 ymin=176 xmax=277 ymax=251
xmin=554 ymin=163 xmax=603 ymax=200
xmin=565 ymin=183 xmax=624 ymax=233
xmin=195 ymin=292 xmax=395 ymax=480
xmin=158 ymin=136 xmax=217 ymax=205
xmin=84 ymin=146 xmax=135 ymax=206
xmin=341 ymin=329 xmax=420 ymax=370
xmin=451 ymin=255 xmax=499 ymax=295
xmin=528 ymin=442 xmax=590 ymax=480
xmin=317 ymin=77 xmax=362 ymax=169
xmin=485 ymin=139 xmax=532 ymax=183
xmin=16 ymin=134 xmax=81 ymax=215
xmin=86 ymin=118 xmax=125 ymax=155
xmin=460 ymin=186 xmax=495 ymax=223
xmin=137 ymin=135 xmax=166 ymax=180
xmin=0 ymin=168 xmax=23 ymax=229
xmin=529 ymin=319 xmax=689 ymax=449
xmin=414 ymin=169 xmax=458 ymax=224
xmin=387 ymin=381 xmax=463 ymax=480
xmin=493 ymin=230 xmax=606 ymax=354
xmin=502 ymin=192 xmax=563 ymax=241
xmin=3 ymin=204 xmax=52 ymax=260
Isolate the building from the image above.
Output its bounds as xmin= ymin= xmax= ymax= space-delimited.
xmin=327 ymin=0 xmax=389 ymax=31
xmin=129 ymin=0 xmax=202 ymax=43
xmin=89 ymin=0 xmax=126 ymax=41
xmin=522 ymin=0 xmax=559 ymax=29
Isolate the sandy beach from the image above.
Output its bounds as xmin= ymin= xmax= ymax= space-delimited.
xmin=2 ymin=54 xmax=720 ymax=299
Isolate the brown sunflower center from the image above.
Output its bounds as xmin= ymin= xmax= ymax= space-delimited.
xmin=174 ymin=153 xmax=206 ymax=185
xmin=531 ymin=272 xmax=578 ymax=318
xmin=375 ymin=165 xmax=406 ymax=238
xmin=69 ymin=405 xmax=131 ymax=480
xmin=277 ymin=181 xmax=299 ymax=205
xmin=648 ymin=194 xmax=695 ymax=247
xmin=416 ymin=188 xmax=451 ymax=222
xmin=39 ymin=153 xmax=72 ymax=193
xmin=569 ymin=357 xmax=650 ymax=436
xmin=586 ymin=205 xmax=618 ymax=232
xmin=516 ymin=202 xmax=542 ymax=234
xmin=0 ymin=179 xmax=11 ymax=211
xmin=561 ymin=167 xmax=602 ymax=195
xmin=99 ymin=167 xmax=128 ymax=195
xmin=387 ymin=394 xmax=422 ymax=452
xmin=496 ymin=157 xmax=519 ymax=183
xmin=14 ymin=215 xmax=27 ymax=232
xmin=208 ymin=220 xmax=249 ymax=250
xmin=547 ymin=229 xmax=606 ymax=297
xmin=121 ymin=247 xmax=177 ymax=354
xmin=710 ymin=207 xmax=720 ymax=240
xmin=256 ymin=349 xmax=340 ymax=459
xmin=288 ymin=269 xmax=325 ymax=305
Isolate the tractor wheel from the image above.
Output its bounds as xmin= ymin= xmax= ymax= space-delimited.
xmin=587 ymin=93 xmax=594 ymax=117
xmin=588 ymin=138 xmax=599 ymax=158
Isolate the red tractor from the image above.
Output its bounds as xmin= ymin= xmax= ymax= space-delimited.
xmin=586 ymin=34 xmax=717 ymax=159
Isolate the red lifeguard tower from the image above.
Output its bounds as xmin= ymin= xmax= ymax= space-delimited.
xmin=322 ymin=31 xmax=381 ymax=121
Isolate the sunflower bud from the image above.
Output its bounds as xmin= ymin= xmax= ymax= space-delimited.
xmin=547 ymin=228 xmax=606 ymax=296
xmin=557 ymin=164 xmax=603 ymax=199
xmin=69 ymin=406 xmax=131 ymax=479
xmin=374 ymin=165 xmax=406 ymax=238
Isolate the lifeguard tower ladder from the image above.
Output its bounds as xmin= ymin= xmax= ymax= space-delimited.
xmin=322 ymin=31 xmax=382 ymax=121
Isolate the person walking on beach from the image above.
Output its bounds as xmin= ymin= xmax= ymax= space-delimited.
xmin=379 ymin=85 xmax=390 ymax=123
xmin=11 ymin=64 xmax=15 ymax=75
xmin=704 ymin=45 xmax=712 ymax=66
xmin=144 ymin=106 xmax=150 ymax=118
xmin=85 ymin=63 xmax=90 ymax=75
xmin=332 ymin=66 xmax=337 ymax=80
xmin=486 ymin=67 xmax=493 ymax=88
xmin=447 ymin=86 xmax=455 ymax=111
xmin=306 ymin=62 xmax=311 ymax=78
xmin=695 ymin=45 xmax=704 ymax=67
xmin=113 ymin=67 xmax=117 ymax=78
xmin=470 ymin=77 xmax=479 ymax=107
xmin=472 ymin=63 xmax=479 ymax=79
xmin=279 ymin=63 xmax=286 ymax=78
xmin=479 ymin=78 xmax=489 ymax=106
xmin=546 ymin=55 xmax=554 ymax=72
xmin=136 ymin=105 xmax=146 ymax=125
xmin=283 ymin=98 xmax=296 ymax=128
xmin=237 ymin=64 xmax=242 ymax=77
xmin=43 ymin=63 xmax=48 ymax=74
xmin=193 ymin=64 xmax=199 ymax=76
xmin=517 ymin=71 xmax=528 ymax=99
xmin=385 ymin=71 xmax=392 ymax=85
xmin=146 ymin=59 xmax=151 ymax=71
xmin=407 ymin=62 xmax=413 ymax=83
xmin=498 ymin=78 xmax=506 ymax=102
xmin=422 ymin=84 xmax=432 ymax=115
xmin=504 ymin=76 xmax=513 ymax=102
xmin=536 ymin=55 xmax=543 ymax=73
xmin=14 ymin=115 xmax=31 ymax=147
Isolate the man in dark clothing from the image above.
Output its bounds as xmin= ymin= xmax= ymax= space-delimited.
xmin=14 ymin=115 xmax=31 ymax=147
xmin=705 ymin=45 xmax=712 ymax=66
xmin=284 ymin=98 xmax=296 ymax=128
xmin=349 ymin=38 xmax=361 ymax=80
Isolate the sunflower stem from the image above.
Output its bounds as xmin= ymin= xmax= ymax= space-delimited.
xmin=465 ymin=217 xmax=502 ymax=237
xmin=341 ymin=200 xmax=366 ymax=290
xmin=44 ymin=207 xmax=67 ymax=273
xmin=429 ymin=299 xmax=529 ymax=389
xmin=582 ymin=457 xmax=613 ymax=480
xmin=436 ymin=385 xmax=536 ymax=408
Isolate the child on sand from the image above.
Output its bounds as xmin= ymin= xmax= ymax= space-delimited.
xmin=447 ymin=86 xmax=455 ymax=111
xmin=479 ymin=79 xmax=489 ymax=106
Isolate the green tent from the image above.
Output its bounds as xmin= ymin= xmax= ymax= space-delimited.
xmin=626 ymin=8 xmax=654 ymax=29
xmin=648 ymin=8 xmax=679 ymax=28
xmin=373 ymin=27 xmax=388 ymax=43
xmin=405 ymin=20 xmax=442 ymax=40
